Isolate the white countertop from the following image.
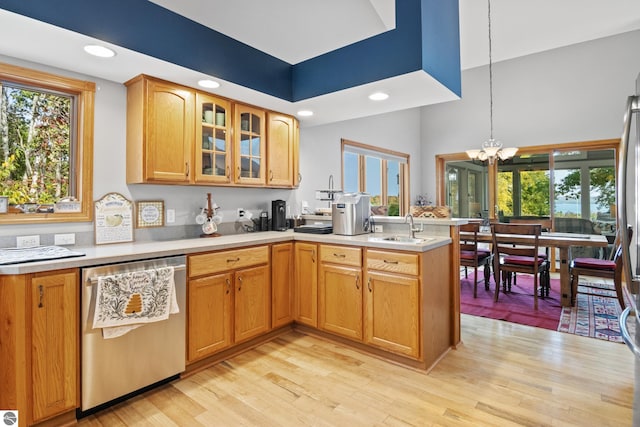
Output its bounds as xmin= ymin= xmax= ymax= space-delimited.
xmin=0 ymin=230 xmax=451 ymax=275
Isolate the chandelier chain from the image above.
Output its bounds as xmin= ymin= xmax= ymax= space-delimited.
xmin=488 ymin=0 xmax=494 ymax=141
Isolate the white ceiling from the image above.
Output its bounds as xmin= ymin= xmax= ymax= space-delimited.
xmin=1 ymin=0 xmax=640 ymax=127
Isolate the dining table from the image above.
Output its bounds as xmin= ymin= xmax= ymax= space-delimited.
xmin=461 ymin=229 xmax=608 ymax=307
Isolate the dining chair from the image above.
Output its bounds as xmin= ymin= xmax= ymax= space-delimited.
xmin=569 ymin=225 xmax=632 ymax=309
xmin=491 ymin=223 xmax=550 ymax=310
xmin=459 ymin=222 xmax=492 ymax=297
xmin=508 ymin=218 xmax=553 ymax=296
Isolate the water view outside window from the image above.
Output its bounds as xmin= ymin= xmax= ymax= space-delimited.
xmin=0 ymin=84 xmax=73 ymax=205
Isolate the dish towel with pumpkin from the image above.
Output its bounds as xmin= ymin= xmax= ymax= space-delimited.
xmin=93 ymin=266 xmax=178 ymax=339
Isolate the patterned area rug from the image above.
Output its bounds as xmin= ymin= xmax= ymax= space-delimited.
xmin=557 ymin=281 xmax=626 ymax=343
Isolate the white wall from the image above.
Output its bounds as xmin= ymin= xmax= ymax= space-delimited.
xmin=297 ymin=108 xmax=423 ymax=212
xmin=420 ymin=29 xmax=640 ymax=198
xmin=4 ymin=29 xmax=639 ymax=239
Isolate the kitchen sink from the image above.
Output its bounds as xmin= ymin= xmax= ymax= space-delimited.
xmin=368 ymin=235 xmax=432 ymax=244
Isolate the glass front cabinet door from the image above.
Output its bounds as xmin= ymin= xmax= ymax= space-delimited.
xmin=196 ymin=93 xmax=232 ymax=184
xmin=234 ymin=104 xmax=266 ymax=185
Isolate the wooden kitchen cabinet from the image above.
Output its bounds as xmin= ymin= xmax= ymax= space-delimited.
xmin=187 ymin=246 xmax=270 ymax=362
xmin=195 ymin=92 xmax=232 ymax=184
xmin=0 ymin=269 xmax=79 ymax=426
xmin=271 ymin=243 xmax=294 ymax=328
xmin=318 ymin=245 xmax=363 ymax=340
xmin=126 ymin=75 xmax=195 ymax=184
xmin=234 ymin=103 xmax=266 ymax=185
xmin=188 ymin=272 xmax=232 ymax=360
xmin=30 ymin=270 xmax=79 ymax=423
xmin=234 ymin=264 xmax=270 ymax=342
xmin=267 ymin=112 xmax=296 ymax=187
xmin=294 ymin=242 xmax=318 ymax=327
xmin=364 ymin=250 xmax=420 ymax=359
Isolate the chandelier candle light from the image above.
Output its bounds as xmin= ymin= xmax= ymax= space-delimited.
xmin=466 ymin=0 xmax=517 ymax=165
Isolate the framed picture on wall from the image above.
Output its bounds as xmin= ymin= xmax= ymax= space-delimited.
xmin=136 ymin=200 xmax=164 ymax=228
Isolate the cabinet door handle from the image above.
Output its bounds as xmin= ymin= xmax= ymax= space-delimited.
xmin=185 ymin=162 xmax=189 ymax=177
xmin=333 ymin=253 xmax=346 ymax=258
xmin=367 ymin=277 xmax=372 ymax=292
xmin=225 ymin=278 xmax=231 ymax=294
xmin=383 ymin=259 xmax=398 ymax=264
xmin=298 ymin=173 xmax=302 ymax=183
xmin=226 ymin=165 xmax=230 ymax=179
xmin=237 ymin=276 xmax=243 ymax=291
xmin=269 ymin=170 xmax=273 ymax=181
xmin=311 ymin=249 xmax=316 ymax=263
xmin=38 ymin=285 xmax=44 ymax=308
xmin=227 ymin=257 xmax=240 ymax=263
xmin=355 ymin=275 xmax=360 ymax=290
xmin=237 ymin=166 xmax=241 ymax=180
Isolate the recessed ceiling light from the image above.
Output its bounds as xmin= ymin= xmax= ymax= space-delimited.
xmin=369 ymin=92 xmax=389 ymax=101
xmin=198 ymin=79 xmax=220 ymax=89
xmin=297 ymin=110 xmax=313 ymax=117
xmin=83 ymin=45 xmax=116 ymax=58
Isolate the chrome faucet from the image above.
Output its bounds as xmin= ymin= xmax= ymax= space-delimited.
xmin=405 ymin=213 xmax=422 ymax=238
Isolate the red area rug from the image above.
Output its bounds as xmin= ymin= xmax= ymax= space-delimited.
xmin=460 ymin=268 xmax=562 ymax=330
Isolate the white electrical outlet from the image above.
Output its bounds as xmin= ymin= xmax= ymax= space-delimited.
xmin=237 ymin=208 xmax=245 ymax=218
xmin=374 ymin=225 xmax=384 ymax=233
xmin=166 ymin=209 xmax=175 ymax=223
xmin=54 ymin=233 xmax=75 ymax=245
xmin=17 ymin=235 xmax=40 ymax=248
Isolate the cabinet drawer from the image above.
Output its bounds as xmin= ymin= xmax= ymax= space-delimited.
xmin=366 ymin=250 xmax=419 ymax=276
xmin=320 ymin=245 xmax=361 ymax=267
xmin=189 ymin=246 xmax=269 ymax=277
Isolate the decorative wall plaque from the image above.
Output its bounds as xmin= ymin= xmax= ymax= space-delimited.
xmin=136 ymin=200 xmax=164 ymax=228
xmin=94 ymin=193 xmax=133 ymax=245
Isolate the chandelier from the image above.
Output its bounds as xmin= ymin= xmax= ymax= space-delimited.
xmin=466 ymin=0 xmax=517 ymax=166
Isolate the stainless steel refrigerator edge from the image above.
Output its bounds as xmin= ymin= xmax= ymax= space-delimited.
xmin=616 ymin=72 xmax=640 ymax=425
xmin=80 ymin=256 xmax=186 ymax=412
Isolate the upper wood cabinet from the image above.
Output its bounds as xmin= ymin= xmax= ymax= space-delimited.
xmin=126 ymin=74 xmax=299 ymax=188
xmin=234 ymin=103 xmax=266 ymax=186
xmin=126 ymin=75 xmax=195 ymax=184
xmin=125 ymin=75 xmax=300 ymax=188
xmin=195 ymin=92 xmax=232 ymax=184
xmin=267 ymin=112 xmax=296 ymax=187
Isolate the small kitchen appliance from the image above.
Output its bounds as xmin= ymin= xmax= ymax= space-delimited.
xmin=272 ymin=200 xmax=287 ymax=231
xmin=332 ymin=193 xmax=371 ymax=236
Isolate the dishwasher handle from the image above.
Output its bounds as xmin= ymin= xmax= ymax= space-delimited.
xmin=86 ymin=264 xmax=186 ymax=285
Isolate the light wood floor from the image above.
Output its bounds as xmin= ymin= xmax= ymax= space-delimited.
xmin=78 ymin=314 xmax=634 ymax=426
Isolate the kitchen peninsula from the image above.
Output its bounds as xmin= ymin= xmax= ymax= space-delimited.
xmin=0 ymin=219 xmax=459 ymax=427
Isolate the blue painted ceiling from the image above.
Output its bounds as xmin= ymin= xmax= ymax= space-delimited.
xmin=0 ymin=0 xmax=461 ymax=102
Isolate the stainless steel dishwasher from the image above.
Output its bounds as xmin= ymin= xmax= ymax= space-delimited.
xmin=80 ymin=255 xmax=186 ymax=414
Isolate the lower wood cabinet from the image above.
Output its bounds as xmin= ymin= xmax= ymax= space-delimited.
xmin=187 ymin=246 xmax=270 ymax=363
xmin=364 ymin=270 xmax=420 ymax=358
xmin=294 ymin=242 xmax=318 ymax=327
xmin=318 ymin=245 xmax=362 ymax=340
xmin=271 ymin=242 xmax=294 ymax=328
xmin=30 ymin=270 xmax=79 ymax=422
xmin=0 ymin=269 xmax=79 ymax=426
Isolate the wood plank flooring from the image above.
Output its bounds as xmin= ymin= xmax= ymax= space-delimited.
xmin=77 ymin=314 xmax=634 ymax=426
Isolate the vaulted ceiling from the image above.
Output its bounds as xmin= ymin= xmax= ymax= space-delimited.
xmin=1 ymin=0 xmax=639 ymax=127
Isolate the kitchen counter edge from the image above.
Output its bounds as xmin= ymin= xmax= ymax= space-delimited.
xmin=0 ymin=230 xmax=452 ymax=275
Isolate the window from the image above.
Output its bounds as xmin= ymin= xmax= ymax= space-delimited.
xmin=0 ymin=62 xmax=95 ymax=224
xmin=436 ymin=139 xmax=618 ymax=228
xmin=341 ymin=139 xmax=409 ymax=216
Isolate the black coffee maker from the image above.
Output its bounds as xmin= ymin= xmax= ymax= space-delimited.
xmin=271 ymin=200 xmax=287 ymax=231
